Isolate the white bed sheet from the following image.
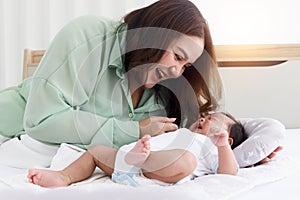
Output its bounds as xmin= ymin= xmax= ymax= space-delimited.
xmin=230 ymin=128 xmax=300 ymax=200
xmin=1 ymin=129 xmax=299 ymax=200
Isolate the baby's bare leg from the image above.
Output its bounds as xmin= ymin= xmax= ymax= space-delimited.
xmin=142 ymin=150 xmax=197 ymax=184
xmin=87 ymin=145 xmax=117 ymax=176
xmin=124 ymin=135 xmax=151 ymax=166
xmin=27 ymin=169 xmax=70 ymax=187
xmin=27 ymin=145 xmax=118 ymax=188
xmin=27 ymin=150 xmax=96 ymax=188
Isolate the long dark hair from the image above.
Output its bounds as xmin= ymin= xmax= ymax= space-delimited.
xmin=123 ymin=0 xmax=223 ymax=127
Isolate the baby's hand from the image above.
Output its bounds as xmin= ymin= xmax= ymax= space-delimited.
xmin=207 ymin=127 xmax=230 ymax=147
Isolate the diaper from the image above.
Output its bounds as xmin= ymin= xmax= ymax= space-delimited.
xmin=111 ymin=166 xmax=142 ymax=187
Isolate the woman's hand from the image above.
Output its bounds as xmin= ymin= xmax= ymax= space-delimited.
xmin=139 ymin=116 xmax=178 ymax=138
xmin=245 ymin=146 xmax=284 ymax=168
xmin=256 ymin=146 xmax=283 ymax=165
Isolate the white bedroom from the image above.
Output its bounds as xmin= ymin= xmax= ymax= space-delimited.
xmin=0 ymin=0 xmax=299 ymax=199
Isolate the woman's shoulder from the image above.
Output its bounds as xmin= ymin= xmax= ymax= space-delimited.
xmin=68 ymin=15 xmax=122 ymax=32
xmin=72 ymin=15 xmax=118 ymax=25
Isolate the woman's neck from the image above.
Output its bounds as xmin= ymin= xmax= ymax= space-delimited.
xmin=128 ymin=72 xmax=145 ymax=109
xmin=131 ymin=87 xmax=144 ymax=109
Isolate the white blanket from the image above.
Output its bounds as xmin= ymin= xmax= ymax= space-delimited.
xmin=0 ymin=142 xmax=296 ymax=200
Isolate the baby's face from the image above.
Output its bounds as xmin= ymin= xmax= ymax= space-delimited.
xmin=193 ymin=113 xmax=235 ymax=136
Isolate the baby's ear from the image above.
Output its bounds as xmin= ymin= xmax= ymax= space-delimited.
xmin=228 ymin=138 xmax=233 ymax=146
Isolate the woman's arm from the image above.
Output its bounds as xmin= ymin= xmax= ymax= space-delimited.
xmin=24 ymin=15 xmax=140 ymax=149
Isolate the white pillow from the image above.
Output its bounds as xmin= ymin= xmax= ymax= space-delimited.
xmin=233 ymin=118 xmax=286 ymax=168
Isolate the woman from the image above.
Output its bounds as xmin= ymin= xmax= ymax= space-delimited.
xmin=0 ymin=0 xmax=222 ymax=168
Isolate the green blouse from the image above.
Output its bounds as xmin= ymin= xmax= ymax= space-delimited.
xmin=0 ymin=15 xmax=167 ymax=149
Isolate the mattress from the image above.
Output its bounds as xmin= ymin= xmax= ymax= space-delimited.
xmin=1 ymin=129 xmax=299 ymax=200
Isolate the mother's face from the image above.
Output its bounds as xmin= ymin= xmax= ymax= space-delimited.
xmin=131 ymin=35 xmax=204 ymax=89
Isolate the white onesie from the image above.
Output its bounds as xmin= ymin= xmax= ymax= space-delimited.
xmin=112 ymin=128 xmax=218 ymax=186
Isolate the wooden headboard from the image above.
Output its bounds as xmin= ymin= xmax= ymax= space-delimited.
xmin=23 ymin=49 xmax=46 ymax=79
xmin=22 ymin=44 xmax=300 ymax=79
xmin=216 ymin=44 xmax=300 ymax=67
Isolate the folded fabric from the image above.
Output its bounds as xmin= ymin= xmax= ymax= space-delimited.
xmin=50 ymin=143 xmax=85 ymax=170
xmin=0 ymin=134 xmax=58 ymax=169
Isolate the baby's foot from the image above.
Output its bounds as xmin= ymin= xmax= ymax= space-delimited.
xmin=125 ymin=135 xmax=151 ymax=167
xmin=27 ymin=169 xmax=70 ymax=188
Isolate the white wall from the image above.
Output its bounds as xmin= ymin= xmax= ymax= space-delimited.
xmin=191 ymin=0 xmax=300 ymax=44
xmin=220 ymin=61 xmax=300 ymax=128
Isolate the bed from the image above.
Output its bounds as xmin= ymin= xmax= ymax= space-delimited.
xmin=0 ymin=129 xmax=299 ymax=200
xmin=1 ymin=44 xmax=300 ymax=200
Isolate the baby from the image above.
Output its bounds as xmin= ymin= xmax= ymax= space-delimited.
xmin=27 ymin=112 xmax=246 ymax=187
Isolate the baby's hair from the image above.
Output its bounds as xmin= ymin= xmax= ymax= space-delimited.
xmin=220 ymin=112 xmax=248 ymax=149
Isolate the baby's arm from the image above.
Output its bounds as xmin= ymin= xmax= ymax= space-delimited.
xmin=208 ymin=129 xmax=238 ymax=175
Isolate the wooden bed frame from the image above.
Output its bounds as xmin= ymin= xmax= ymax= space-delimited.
xmin=22 ymin=44 xmax=300 ymax=79
xmin=23 ymin=49 xmax=46 ymax=79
